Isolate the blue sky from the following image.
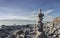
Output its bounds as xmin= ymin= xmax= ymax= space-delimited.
xmin=0 ymin=0 xmax=60 ymax=21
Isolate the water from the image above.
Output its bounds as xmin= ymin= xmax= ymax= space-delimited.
xmin=0 ymin=20 xmax=35 ymax=25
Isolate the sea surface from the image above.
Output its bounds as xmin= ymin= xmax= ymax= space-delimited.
xmin=0 ymin=20 xmax=35 ymax=26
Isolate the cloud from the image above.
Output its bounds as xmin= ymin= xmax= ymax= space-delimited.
xmin=43 ymin=9 xmax=55 ymax=21
xmin=0 ymin=7 xmax=35 ymax=20
xmin=27 ymin=9 xmax=55 ymax=21
xmin=0 ymin=7 xmax=55 ymax=21
xmin=44 ymin=9 xmax=54 ymax=15
xmin=0 ymin=15 xmax=30 ymax=20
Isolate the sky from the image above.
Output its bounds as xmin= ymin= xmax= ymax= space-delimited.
xmin=0 ymin=0 xmax=60 ymax=21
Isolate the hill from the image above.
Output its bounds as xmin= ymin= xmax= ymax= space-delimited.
xmin=53 ymin=17 xmax=60 ymax=23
